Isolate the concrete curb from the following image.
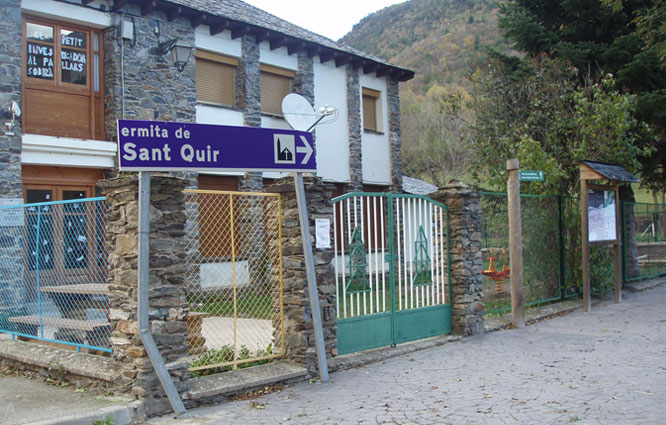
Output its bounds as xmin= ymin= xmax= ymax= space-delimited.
xmin=24 ymin=401 xmax=144 ymax=425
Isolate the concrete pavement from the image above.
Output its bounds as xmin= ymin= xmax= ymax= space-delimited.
xmin=148 ymin=283 xmax=666 ymax=425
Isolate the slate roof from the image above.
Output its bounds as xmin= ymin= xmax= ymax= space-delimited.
xmin=402 ymin=175 xmax=438 ymax=195
xmin=582 ymin=160 xmax=639 ymax=183
xmin=149 ymin=0 xmax=414 ymax=80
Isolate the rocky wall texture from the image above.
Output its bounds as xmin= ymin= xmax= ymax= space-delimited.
xmin=430 ymin=180 xmax=484 ymax=336
xmin=0 ymin=0 xmax=25 ymax=313
xmin=387 ymin=78 xmax=402 ymax=193
xmin=237 ymin=34 xmax=262 ymax=192
xmin=103 ymin=8 xmax=196 ymax=140
xmin=346 ymin=66 xmax=363 ymax=192
xmin=100 ymin=174 xmax=190 ymax=416
xmin=266 ymin=177 xmax=338 ymax=376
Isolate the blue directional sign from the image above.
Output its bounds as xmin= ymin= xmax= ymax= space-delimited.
xmin=117 ymin=119 xmax=316 ymax=172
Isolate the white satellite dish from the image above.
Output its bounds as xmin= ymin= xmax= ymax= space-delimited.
xmin=282 ymin=93 xmax=319 ymax=132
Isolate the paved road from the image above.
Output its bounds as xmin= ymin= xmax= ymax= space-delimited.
xmin=150 ymin=284 xmax=666 ymax=425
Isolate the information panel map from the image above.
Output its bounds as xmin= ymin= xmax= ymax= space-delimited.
xmin=117 ymin=119 xmax=316 ymax=173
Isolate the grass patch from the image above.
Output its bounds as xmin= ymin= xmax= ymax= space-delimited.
xmin=190 ymin=343 xmax=273 ymax=377
xmin=189 ymin=292 xmax=273 ymax=320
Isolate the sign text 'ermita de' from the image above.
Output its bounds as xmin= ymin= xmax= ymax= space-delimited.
xmin=117 ymin=119 xmax=316 ymax=173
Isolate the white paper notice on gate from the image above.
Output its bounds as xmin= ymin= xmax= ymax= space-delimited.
xmin=315 ymin=219 xmax=331 ymax=249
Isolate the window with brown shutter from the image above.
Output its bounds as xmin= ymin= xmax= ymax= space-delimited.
xmin=195 ymin=51 xmax=238 ymax=107
xmin=362 ymin=87 xmax=382 ymax=133
xmin=22 ymin=16 xmax=104 ymax=140
xmin=260 ymin=64 xmax=295 ymax=116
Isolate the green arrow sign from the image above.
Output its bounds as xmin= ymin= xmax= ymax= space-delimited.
xmin=519 ymin=170 xmax=544 ymax=181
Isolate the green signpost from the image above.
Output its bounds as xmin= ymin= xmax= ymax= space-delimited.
xmin=519 ymin=170 xmax=544 ymax=182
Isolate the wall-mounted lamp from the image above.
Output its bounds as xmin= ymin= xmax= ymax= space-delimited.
xmin=157 ymin=39 xmax=193 ymax=73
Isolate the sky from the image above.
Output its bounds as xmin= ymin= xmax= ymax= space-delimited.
xmin=243 ymin=0 xmax=408 ymax=41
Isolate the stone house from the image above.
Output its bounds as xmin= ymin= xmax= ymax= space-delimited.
xmin=0 ymin=0 xmax=414 ymax=206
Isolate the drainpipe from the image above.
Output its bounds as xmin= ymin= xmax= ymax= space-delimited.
xmin=137 ymin=171 xmax=186 ymax=416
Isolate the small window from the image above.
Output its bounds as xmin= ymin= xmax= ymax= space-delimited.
xmin=362 ymin=87 xmax=382 ymax=132
xmin=195 ymin=51 xmax=238 ymax=107
xmin=260 ymin=64 xmax=295 ymax=116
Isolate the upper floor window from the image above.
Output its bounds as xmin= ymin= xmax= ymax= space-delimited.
xmin=23 ymin=17 xmax=104 ymax=140
xmin=260 ymin=64 xmax=295 ymax=116
xmin=195 ymin=50 xmax=238 ymax=107
xmin=362 ymin=87 xmax=383 ymax=133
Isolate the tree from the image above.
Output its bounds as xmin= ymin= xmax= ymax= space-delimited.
xmin=498 ymin=0 xmax=666 ymax=192
xmin=401 ymin=85 xmax=474 ymax=186
xmin=470 ymin=55 xmax=652 ymax=196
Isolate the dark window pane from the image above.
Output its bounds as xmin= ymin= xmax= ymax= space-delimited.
xmin=26 ymin=42 xmax=55 ymax=81
xmin=27 ymin=214 xmax=54 ymax=271
xmin=61 ymin=30 xmax=86 ymax=49
xmin=26 ymin=189 xmax=52 ymax=205
xmin=26 ymin=23 xmax=54 ymax=42
xmin=61 ymin=48 xmax=87 ymax=85
xmin=64 ymin=213 xmax=87 ymax=269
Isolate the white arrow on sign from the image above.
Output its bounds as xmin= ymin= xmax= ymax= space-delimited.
xmin=297 ymin=135 xmax=313 ymax=164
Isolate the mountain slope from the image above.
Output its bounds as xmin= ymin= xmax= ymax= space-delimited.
xmin=340 ymin=0 xmax=509 ymax=94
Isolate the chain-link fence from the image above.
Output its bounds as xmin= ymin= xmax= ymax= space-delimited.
xmin=623 ymin=202 xmax=666 ymax=282
xmin=183 ymin=190 xmax=284 ymax=375
xmin=480 ymin=192 xmax=579 ymax=316
xmin=0 ymin=198 xmax=109 ymax=352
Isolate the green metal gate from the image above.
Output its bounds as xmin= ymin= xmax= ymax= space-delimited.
xmin=333 ymin=193 xmax=451 ymax=355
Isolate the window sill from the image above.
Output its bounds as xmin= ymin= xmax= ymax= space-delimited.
xmin=196 ymin=101 xmax=239 ymax=112
xmin=363 ymin=129 xmax=385 ymax=135
xmin=261 ymin=112 xmax=285 ymax=119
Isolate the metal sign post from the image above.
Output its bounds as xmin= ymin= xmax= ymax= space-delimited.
xmin=294 ymin=172 xmax=329 ymax=383
xmin=137 ymin=171 xmax=186 ymax=416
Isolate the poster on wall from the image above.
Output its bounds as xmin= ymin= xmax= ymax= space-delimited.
xmin=588 ymin=189 xmax=616 ymax=242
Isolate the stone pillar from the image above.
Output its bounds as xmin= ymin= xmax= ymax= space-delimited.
xmin=346 ymin=65 xmax=363 ymax=192
xmin=0 ymin=0 xmax=25 ymax=314
xmin=100 ymin=174 xmax=190 ymax=415
xmin=266 ymin=177 xmax=338 ymax=375
xmin=387 ymin=78 xmax=403 ymax=193
xmin=430 ymin=180 xmax=484 ymax=336
xmin=237 ymin=34 xmax=263 ymax=192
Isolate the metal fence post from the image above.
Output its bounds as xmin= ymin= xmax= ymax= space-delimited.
xmin=558 ymin=195 xmax=566 ymax=301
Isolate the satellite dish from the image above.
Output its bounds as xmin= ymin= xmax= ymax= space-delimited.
xmin=282 ymin=93 xmax=318 ymax=132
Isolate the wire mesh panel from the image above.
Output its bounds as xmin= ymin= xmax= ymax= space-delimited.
xmin=624 ymin=202 xmax=666 ymax=282
xmin=183 ymin=190 xmax=283 ymax=374
xmin=0 ymin=198 xmax=109 ymax=352
xmin=481 ymin=193 xmax=565 ymax=315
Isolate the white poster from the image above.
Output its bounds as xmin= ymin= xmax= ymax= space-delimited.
xmin=0 ymin=198 xmax=24 ymax=227
xmin=588 ymin=189 xmax=616 ymax=242
xmin=315 ymin=218 xmax=331 ymax=249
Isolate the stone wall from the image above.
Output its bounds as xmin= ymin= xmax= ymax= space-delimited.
xmin=266 ymin=177 xmax=338 ymax=376
xmin=103 ymin=8 xmax=196 ymax=140
xmin=100 ymin=174 xmax=190 ymax=415
xmin=387 ymin=78 xmax=402 ymax=193
xmin=0 ymin=0 xmax=25 ymax=314
xmin=346 ymin=66 xmax=363 ymax=192
xmin=430 ymin=180 xmax=484 ymax=336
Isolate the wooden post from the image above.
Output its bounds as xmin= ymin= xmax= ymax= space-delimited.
xmin=507 ymin=159 xmax=524 ymax=328
xmin=614 ymin=185 xmax=622 ymax=303
xmin=581 ymin=179 xmax=591 ymax=312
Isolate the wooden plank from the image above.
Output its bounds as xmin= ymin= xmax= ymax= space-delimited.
xmin=8 ymin=315 xmax=109 ymax=331
xmin=40 ymin=283 xmax=108 ymax=295
xmin=507 ymin=159 xmax=524 ymax=328
xmin=579 ymin=163 xmax=604 ymax=181
xmin=581 ymin=179 xmax=590 ymax=312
